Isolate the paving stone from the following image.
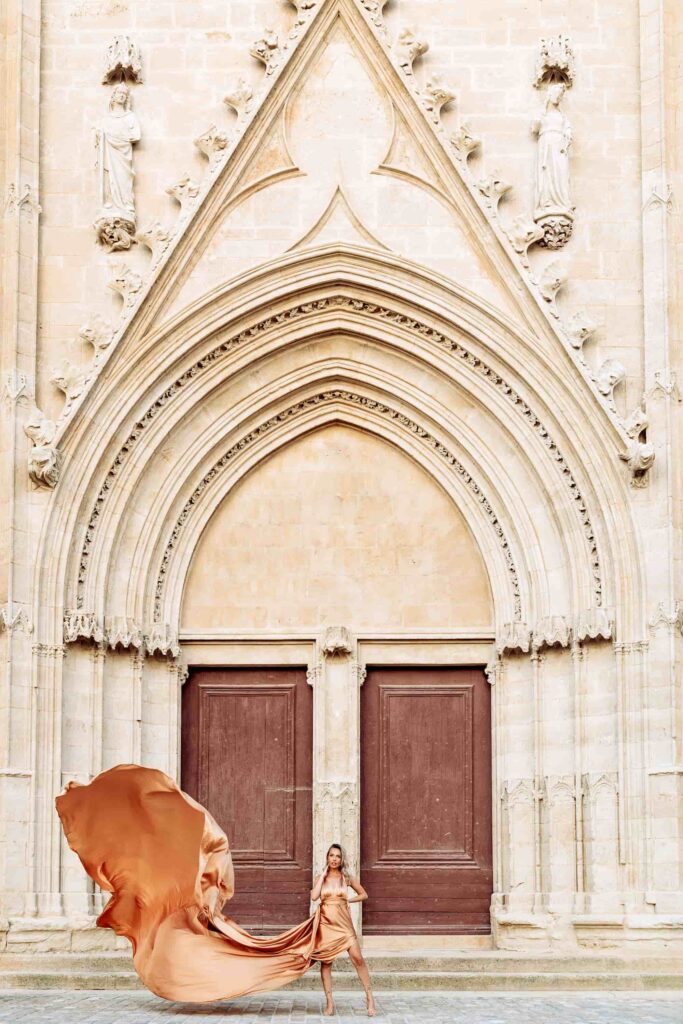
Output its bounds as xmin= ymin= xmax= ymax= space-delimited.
xmin=1 ymin=991 xmax=683 ymax=1024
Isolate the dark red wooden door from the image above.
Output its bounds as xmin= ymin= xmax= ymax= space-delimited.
xmin=361 ymin=667 xmax=492 ymax=934
xmin=181 ymin=668 xmax=312 ymax=931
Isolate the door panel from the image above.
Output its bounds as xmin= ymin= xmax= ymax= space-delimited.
xmin=182 ymin=668 xmax=312 ymax=931
xmin=361 ymin=667 xmax=492 ymax=934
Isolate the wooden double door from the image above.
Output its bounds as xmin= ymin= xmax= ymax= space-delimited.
xmin=182 ymin=666 xmax=491 ymax=934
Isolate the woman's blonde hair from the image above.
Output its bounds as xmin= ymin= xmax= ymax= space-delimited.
xmin=325 ymin=842 xmax=352 ymax=883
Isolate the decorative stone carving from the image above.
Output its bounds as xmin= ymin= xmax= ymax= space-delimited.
xmin=166 ymin=175 xmax=200 ymax=214
xmin=624 ymin=406 xmax=648 ymax=440
xmin=596 ymin=359 xmax=626 ymax=403
xmin=531 ymin=83 xmax=573 ymax=248
xmin=538 ymin=260 xmax=567 ymax=316
xmin=79 ymin=314 xmax=114 ymax=355
xmin=194 ymin=125 xmax=230 ymax=171
xmin=359 ymin=0 xmax=389 ymax=28
xmin=0 ymin=605 xmax=33 ymax=635
xmin=496 ymin=622 xmax=532 ymax=656
xmin=50 ymin=360 xmax=87 ymax=405
xmin=105 ymin=617 xmax=144 ymax=651
xmin=250 ymin=29 xmax=280 ymax=74
xmin=507 ymin=217 xmax=545 ymax=267
xmin=289 ymin=0 xmax=317 ymax=21
xmin=102 ymin=35 xmax=143 ymax=84
xmin=137 ymin=220 xmax=173 ymax=265
xmin=620 ymin=440 xmax=656 ymax=487
xmin=3 ymin=369 xmax=30 ymax=404
xmin=24 ymin=408 xmax=61 ymax=488
xmin=477 ymin=172 xmax=512 ymax=211
xmin=449 ymin=122 xmax=481 ymax=163
xmin=108 ymin=262 xmax=143 ymax=309
xmin=574 ymin=608 xmax=613 ymax=644
xmin=224 ymin=78 xmax=254 ymax=120
xmin=485 ymin=655 xmax=501 ymax=685
xmin=145 ymin=623 xmax=181 ymax=659
xmin=423 ymin=75 xmax=456 ymax=123
xmin=94 ymin=83 xmax=141 ymax=252
xmin=564 ymin=311 xmax=597 ymax=352
xmin=393 ymin=28 xmax=429 ymax=75
xmin=75 ymin=298 xmax=602 ymax=613
xmin=4 ymin=183 xmax=40 ymax=219
xmin=649 ymin=602 xmax=683 ymax=634
xmin=321 ymin=626 xmax=353 ymax=658
xmin=63 ymin=610 xmax=104 ymax=645
xmin=533 ymin=34 xmax=575 ymax=89
xmin=532 ymin=616 xmax=571 ymax=652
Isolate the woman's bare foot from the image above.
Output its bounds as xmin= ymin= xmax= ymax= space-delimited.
xmin=366 ymin=991 xmax=376 ymax=1017
xmin=323 ymin=994 xmax=335 ymax=1016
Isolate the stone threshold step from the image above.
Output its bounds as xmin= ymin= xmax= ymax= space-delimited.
xmin=2 ymin=971 xmax=683 ymax=992
xmin=3 ymin=953 xmax=683 ymax=973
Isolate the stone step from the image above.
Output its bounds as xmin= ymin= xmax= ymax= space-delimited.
xmin=3 ymin=951 xmax=683 ymax=974
xmin=1 ymin=969 xmax=683 ymax=992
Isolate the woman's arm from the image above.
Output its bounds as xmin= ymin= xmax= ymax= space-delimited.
xmin=346 ymin=876 xmax=368 ymax=904
xmin=310 ymin=869 xmax=327 ymax=902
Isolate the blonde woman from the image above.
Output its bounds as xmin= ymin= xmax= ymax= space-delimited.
xmin=310 ymin=843 xmax=376 ymax=1017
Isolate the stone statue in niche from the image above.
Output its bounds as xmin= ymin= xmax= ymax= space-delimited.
xmin=531 ymin=82 xmax=574 ymax=248
xmin=94 ymin=83 xmax=141 ymax=253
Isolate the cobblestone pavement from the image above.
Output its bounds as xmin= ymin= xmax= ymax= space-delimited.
xmin=1 ymin=991 xmax=683 ymax=1024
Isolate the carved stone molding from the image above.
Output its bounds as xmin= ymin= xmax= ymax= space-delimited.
xmin=496 ymin=622 xmax=532 ymax=656
xmin=620 ymin=440 xmax=655 ymax=487
xmin=393 ymin=28 xmax=428 ymax=75
xmin=532 ymin=615 xmax=571 ymax=652
xmin=4 ymin=183 xmax=41 ymax=219
xmin=250 ymin=29 xmax=280 ymax=74
xmin=63 ymin=609 xmax=104 ymax=645
xmin=485 ymin=655 xmax=502 ymax=685
xmin=50 ymin=360 xmax=87 ymax=416
xmin=533 ymin=34 xmax=575 ymax=89
xmin=647 ymin=370 xmax=681 ymax=403
xmin=501 ymin=778 xmax=536 ymax=808
xmin=321 ymin=626 xmax=353 ymax=657
xmin=79 ymin=315 xmax=114 ymax=356
xmin=146 ymin=622 xmax=181 ymax=658
xmin=0 ymin=605 xmax=33 ymax=635
xmin=507 ymin=217 xmax=545 ymax=268
xmin=74 ymin=299 xmax=603 ymax=611
xmin=359 ymin=0 xmax=388 ymax=27
xmin=574 ymin=607 xmax=613 ymax=644
xmin=137 ymin=220 xmax=173 ymax=266
xmin=597 ymin=359 xmax=626 ymax=407
xmin=3 ymin=369 xmax=30 ymax=405
xmin=63 ymin=611 xmax=180 ymax=658
xmin=102 ymin=35 xmax=143 ymax=84
xmin=153 ymin=388 xmax=522 ymax=621
xmin=581 ymin=770 xmax=618 ymax=800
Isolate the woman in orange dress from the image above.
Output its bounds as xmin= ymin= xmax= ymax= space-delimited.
xmin=310 ymin=843 xmax=375 ymax=1016
xmin=55 ymin=764 xmax=376 ymax=1016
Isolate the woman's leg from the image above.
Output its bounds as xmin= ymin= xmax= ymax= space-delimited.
xmin=321 ymin=961 xmax=334 ymax=1015
xmin=347 ymin=940 xmax=376 ymax=1016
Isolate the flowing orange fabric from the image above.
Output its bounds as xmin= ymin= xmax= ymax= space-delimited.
xmin=55 ymin=764 xmax=357 ymax=1003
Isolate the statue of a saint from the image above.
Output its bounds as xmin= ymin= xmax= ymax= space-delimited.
xmin=94 ymin=83 xmax=141 ymax=252
xmin=531 ymin=82 xmax=573 ymax=248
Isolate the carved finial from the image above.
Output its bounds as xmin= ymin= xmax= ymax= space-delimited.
xmin=533 ymin=34 xmax=575 ymax=89
xmin=224 ymin=78 xmax=254 ymax=120
xmin=423 ymin=75 xmax=456 ymax=123
xmin=24 ymin=407 xmax=60 ymax=488
xmin=507 ymin=216 xmax=545 ymax=267
xmin=136 ymin=220 xmax=173 ymax=264
xmin=450 ymin=122 xmax=481 ymax=163
xmin=166 ymin=174 xmax=200 ymax=213
xmin=538 ymin=259 xmax=567 ymax=316
xmin=596 ymin=359 xmax=626 ymax=403
xmin=79 ymin=314 xmax=113 ymax=355
xmin=102 ymin=35 xmax=143 ymax=84
xmin=108 ymin=262 xmax=143 ymax=309
xmin=564 ymin=311 xmax=597 ymax=352
xmin=194 ymin=125 xmax=230 ymax=171
xmin=250 ymin=29 xmax=280 ymax=73
xmin=477 ymin=171 xmax=512 ymax=211
xmin=394 ymin=28 xmax=429 ymax=75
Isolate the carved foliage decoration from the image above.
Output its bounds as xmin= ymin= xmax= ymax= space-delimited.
xmin=76 ymin=296 xmax=604 ymax=612
xmin=533 ymin=34 xmax=575 ymax=90
xmin=24 ymin=407 xmax=61 ymax=488
xmin=322 ymin=626 xmax=353 ymax=657
xmin=102 ymin=35 xmax=143 ymax=84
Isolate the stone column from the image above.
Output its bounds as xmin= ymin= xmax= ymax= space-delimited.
xmin=309 ymin=626 xmax=364 ymax=933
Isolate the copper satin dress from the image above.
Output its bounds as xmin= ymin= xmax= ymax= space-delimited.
xmin=55 ymin=764 xmax=357 ymax=1003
